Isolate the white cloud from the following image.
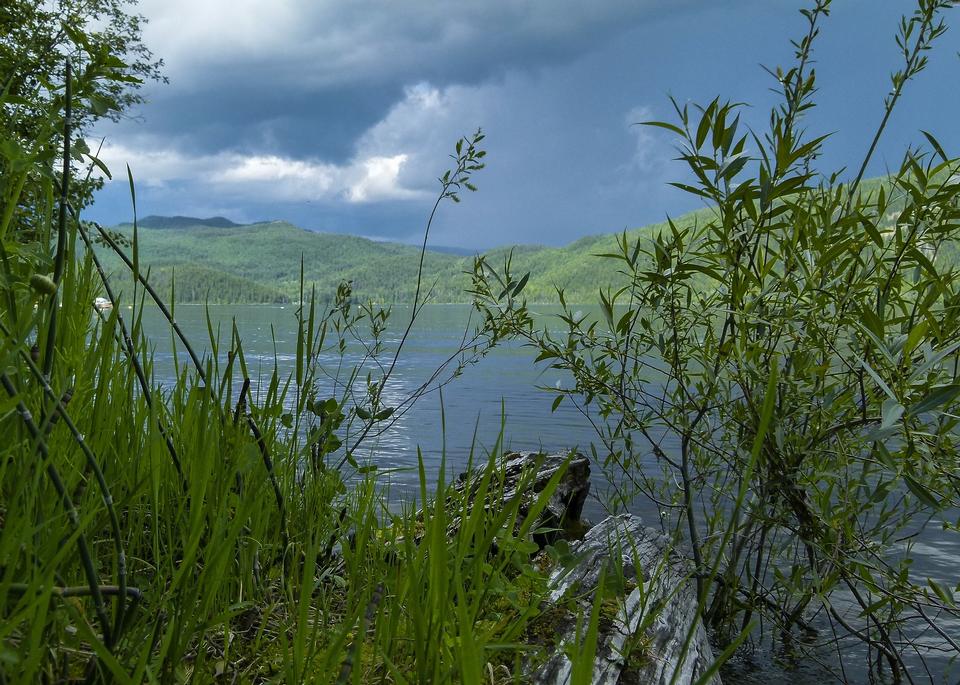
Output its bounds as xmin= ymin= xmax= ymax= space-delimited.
xmin=213 ymin=155 xmax=337 ymax=199
xmin=349 ymin=81 xmax=501 ymax=195
xmin=99 ymin=141 xmax=423 ymax=204
xmin=345 ymin=155 xmax=416 ymax=203
xmin=98 ymin=79 xmax=495 ymax=204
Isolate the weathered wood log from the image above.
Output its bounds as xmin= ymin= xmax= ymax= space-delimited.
xmin=452 ymin=450 xmax=591 ymax=544
xmin=528 ymin=513 xmax=720 ymax=685
xmin=331 ymin=450 xmax=718 ymax=684
xmin=454 ymin=452 xmax=719 ymax=684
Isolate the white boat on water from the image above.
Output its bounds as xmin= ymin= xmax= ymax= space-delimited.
xmin=94 ymin=297 xmax=113 ymax=311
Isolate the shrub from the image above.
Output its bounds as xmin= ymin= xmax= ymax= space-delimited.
xmin=473 ymin=1 xmax=960 ymax=679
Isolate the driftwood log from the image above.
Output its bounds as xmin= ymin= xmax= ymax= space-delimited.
xmin=454 ymin=452 xmax=719 ymax=685
xmin=452 ymin=450 xmax=591 ymax=543
xmin=528 ymin=514 xmax=720 ymax=685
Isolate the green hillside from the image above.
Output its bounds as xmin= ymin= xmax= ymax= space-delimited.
xmin=96 ymin=215 xmax=704 ymax=304
xmin=140 ymin=265 xmax=291 ymax=304
xmin=97 ymin=220 xmax=468 ymax=304
xmin=97 ymin=178 xmax=906 ymax=304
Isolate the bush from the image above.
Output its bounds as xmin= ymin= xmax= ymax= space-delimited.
xmin=473 ymin=1 xmax=960 ymax=679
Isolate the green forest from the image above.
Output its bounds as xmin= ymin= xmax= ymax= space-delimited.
xmin=95 ymin=178 xmax=904 ymax=306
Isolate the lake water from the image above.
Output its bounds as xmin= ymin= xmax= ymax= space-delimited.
xmin=133 ymin=303 xmax=957 ymax=684
xmin=137 ymin=303 xmax=613 ymax=505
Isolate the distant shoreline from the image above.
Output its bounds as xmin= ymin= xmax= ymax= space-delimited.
xmin=135 ymin=300 xmax=596 ymax=307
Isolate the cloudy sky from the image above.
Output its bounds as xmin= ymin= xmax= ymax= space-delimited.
xmin=87 ymin=1 xmax=960 ymax=249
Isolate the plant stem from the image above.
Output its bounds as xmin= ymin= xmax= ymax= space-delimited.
xmin=42 ymin=58 xmax=72 ymax=379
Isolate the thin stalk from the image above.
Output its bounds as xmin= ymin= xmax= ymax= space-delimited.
xmin=0 ymin=373 xmax=113 ymax=649
xmin=41 ymin=58 xmax=72 ymax=379
xmin=75 ymin=219 xmax=184 ymax=480
xmin=339 ymin=184 xmax=446 ymax=465
xmin=847 ymin=6 xmax=940 ymax=203
xmin=340 ymin=133 xmax=484 ymax=466
xmin=679 ymin=434 xmax=705 ymax=599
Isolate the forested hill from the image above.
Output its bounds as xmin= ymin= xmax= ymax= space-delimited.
xmin=97 ymin=219 xmax=471 ymax=304
xmin=98 ymin=178 xmax=902 ymax=304
xmin=136 ymin=215 xmax=244 ymax=229
xmin=95 ymin=216 xmax=660 ymax=304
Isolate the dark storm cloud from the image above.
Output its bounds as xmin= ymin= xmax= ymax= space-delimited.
xmin=142 ymin=0 xmax=700 ymax=89
xmin=88 ymin=0 xmax=960 ymax=248
xmin=110 ymin=0 xmax=702 ymax=161
xmin=123 ymin=85 xmax=401 ymax=161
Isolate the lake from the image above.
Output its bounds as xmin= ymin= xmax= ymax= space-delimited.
xmin=133 ymin=303 xmax=957 ymax=684
xmin=137 ymin=303 xmax=615 ymax=506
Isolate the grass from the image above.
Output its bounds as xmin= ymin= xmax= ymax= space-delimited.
xmin=0 ymin=256 xmax=592 ymax=682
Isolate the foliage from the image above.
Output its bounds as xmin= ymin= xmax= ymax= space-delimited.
xmin=473 ymin=0 xmax=960 ymax=680
xmin=0 ymin=0 xmax=164 ymax=237
xmin=0 ymin=0 xmax=163 ymax=127
xmin=141 ymin=263 xmax=291 ymax=304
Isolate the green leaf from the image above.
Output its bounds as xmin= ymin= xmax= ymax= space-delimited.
xmin=676 ymin=263 xmax=723 ymax=281
xmin=639 ymin=120 xmax=685 ymax=136
xmin=373 ymin=407 xmax=394 ymax=421
xmin=534 ymin=350 xmax=558 ymax=363
xmin=858 ymin=595 xmax=892 ymax=617
xmin=906 ymin=384 xmax=960 ymax=417
xmin=904 ymin=475 xmax=941 ymax=509
xmin=62 ymin=23 xmax=92 ymax=50
xmin=88 ymin=154 xmax=112 ymax=179
xmin=927 ymin=578 xmax=955 ymax=607
xmin=88 ymin=94 xmax=112 ymax=116
xmin=512 ymin=272 xmax=530 ymax=296
xmin=908 ymin=340 xmax=960 ymax=384
xmin=880 ymin=399 xmax=904 ymax=429
xmin=920 ymin=130 xmax=948 ymax=163
xmin=902 ymin=320 xmax=928 ymax=359
xmin=695 ymin=107 xmax=712 ymax=150
xmin=859 ymin=359 xmax=897 ymax=401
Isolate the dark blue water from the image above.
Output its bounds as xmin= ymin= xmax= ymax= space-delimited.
xmin=137 ymin=303 xmax=608 ymax=502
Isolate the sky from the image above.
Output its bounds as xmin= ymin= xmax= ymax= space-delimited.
xmin=87 ymin=1 xmax=960 ymax=250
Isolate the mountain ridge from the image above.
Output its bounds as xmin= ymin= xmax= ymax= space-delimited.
xmin=97 ymin=177 xmax=898 ymax=304
xmin=132 ymin=215 xmax=246 ymax=229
